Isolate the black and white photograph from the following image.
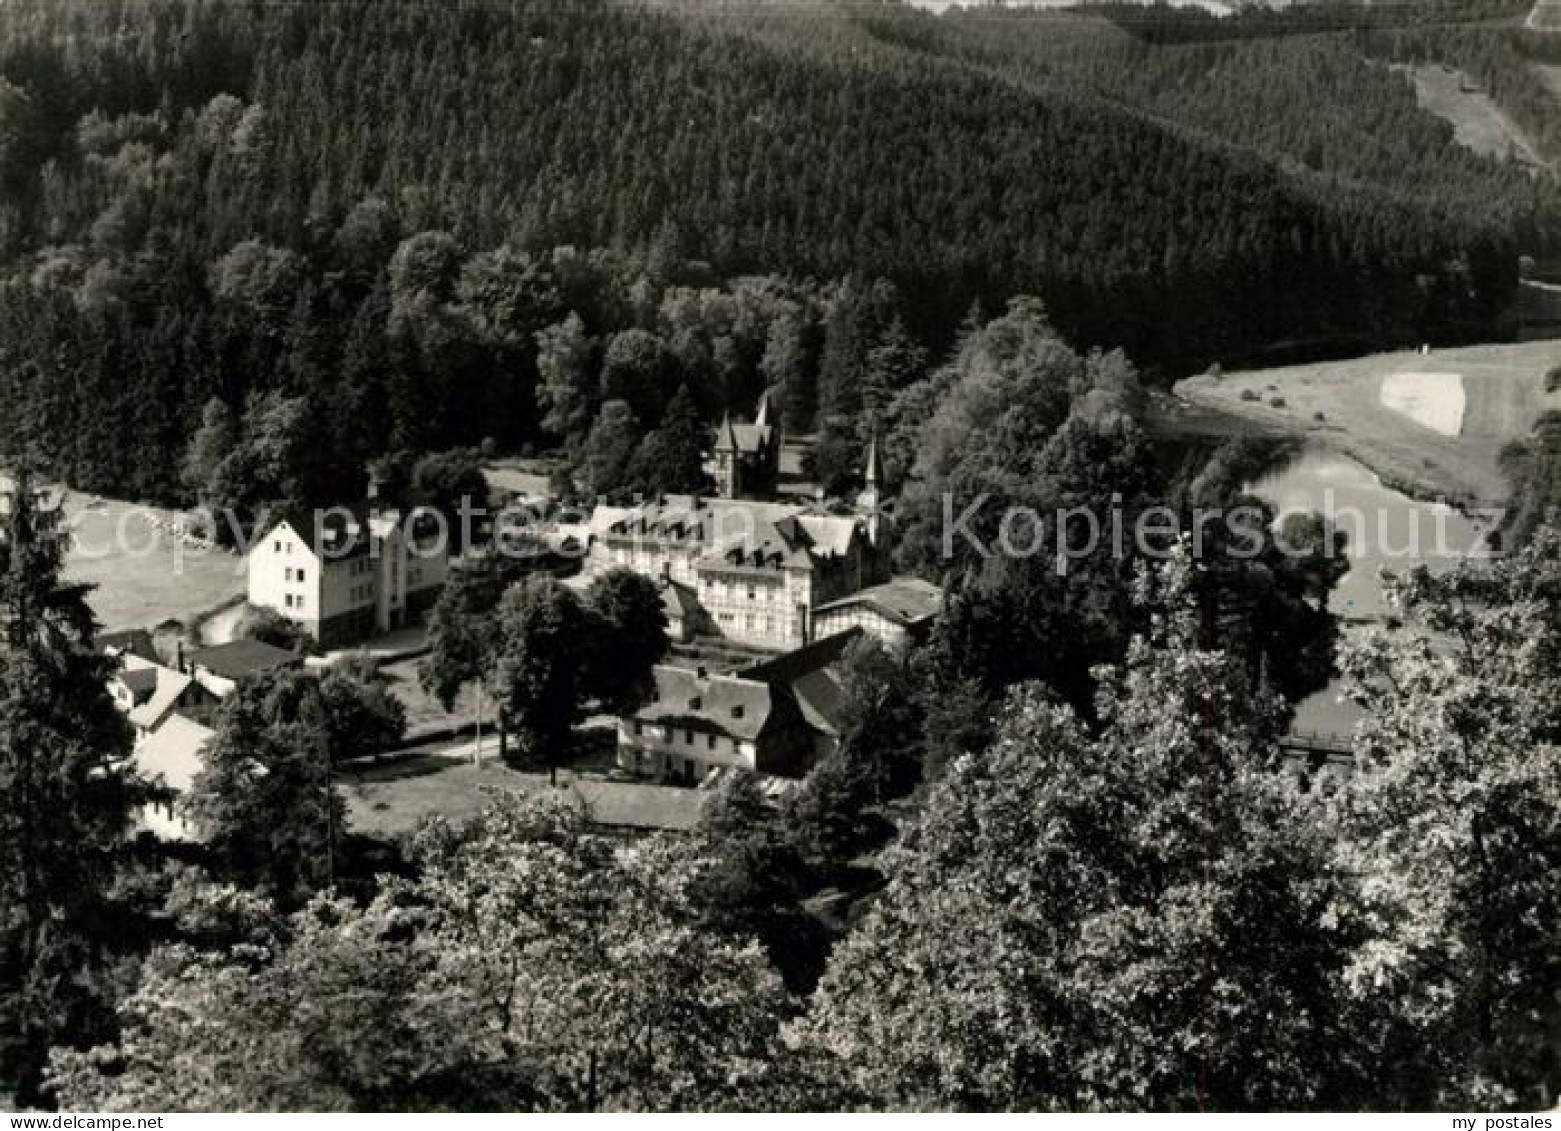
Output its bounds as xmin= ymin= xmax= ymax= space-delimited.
xmin=0 ymin=0 xmax=1558 ymax=1115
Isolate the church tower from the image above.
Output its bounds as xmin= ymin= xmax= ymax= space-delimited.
xmin=713 ymin=411 xmax=742 ymax=499
xmin=857 ymin=427 xmax=887 ymax=558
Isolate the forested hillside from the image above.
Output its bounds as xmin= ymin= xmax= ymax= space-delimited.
xmin=0 ymin=0 xmax=1550 ymax=505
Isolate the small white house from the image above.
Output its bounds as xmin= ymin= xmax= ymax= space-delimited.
xmin=107 ymin=653 xmax=216 ymax=739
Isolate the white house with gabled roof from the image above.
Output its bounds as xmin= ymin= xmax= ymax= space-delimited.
xmin=246 ymin=498 xmax=449 ymax=648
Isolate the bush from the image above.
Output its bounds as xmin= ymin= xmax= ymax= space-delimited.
xmin=1240 ymin=389 xmax=1260 ymax=402
xmin=234 ymin=605 xmax=316 ymax=653
xmin=1269 ymin=396 xmax=1287 ymax=409
xmin=1545 ymin=365 xmax=1560 ymax=394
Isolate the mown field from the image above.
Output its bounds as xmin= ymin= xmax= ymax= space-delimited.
xmin=0 ymin=479 xmax=247 ymax=634
xmin=1176 ymin=340 xmax=1561 ymax=506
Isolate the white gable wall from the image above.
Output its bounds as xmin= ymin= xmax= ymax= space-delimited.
xmin=247 ymin=520 xmax=324 ymax=635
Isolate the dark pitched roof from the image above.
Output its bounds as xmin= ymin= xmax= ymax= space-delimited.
xmin=635 ymin=665 xmax=777 ymax=742
xmin=189 ymin=639 xmax=302 ymax=681
xmin=116 ymin=666 xmax=159 ymax=704
xmin=740 ymin=627 xmax=864 ymax=684
xmin=114 ymin=655 xmax=201 ymax=731
xmin=812 ymin=578 xmax=945 ymax=628
xmin=99 ymin=628 xmax=158 ymax=663
xmin=739 ymin=629 xmax=864 ymax=740
xmin=261 ymin=505 xmax=375 ymax=560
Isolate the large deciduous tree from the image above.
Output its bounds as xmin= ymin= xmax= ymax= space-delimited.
xmin=1331 ymin=529 xmax=1561 ymax=1109
xmin=419 ymin=556 xmax=510 ymax=712
xmin=799 ymin=552 xmax=1362 ymax=1110
xmin=182 ymin=664 xmax=403 ymax=905
xmin=488 ymin=576 xmax=593 ymax=777
xmin=582 ymin=569 xmax=667 ymax=715
xmin=50 ymin=796 xmax=818 ymax=1112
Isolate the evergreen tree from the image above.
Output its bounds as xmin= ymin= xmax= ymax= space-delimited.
xmin=0 ymin=471 xmax=137 ymax=1104
xmin=628 ymin=383 xmax=707 ymax=496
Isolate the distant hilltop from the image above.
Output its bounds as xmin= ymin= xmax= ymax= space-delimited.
xmin=906 ymin=0 xmax=1283 ymax=15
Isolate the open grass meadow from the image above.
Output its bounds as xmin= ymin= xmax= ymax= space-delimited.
xmin=1175 ymin=340 xmax=1561 ymax=507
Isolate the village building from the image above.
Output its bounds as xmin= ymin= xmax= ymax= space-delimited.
xmin=580 ymin=429 xmax=926 ymax=652
xmin=587 ymin=493 xmax=881 ymax=651
xmin=811 ymin=576 xmax=945 ymax=648
xmin=130 ymin=714 xmax=216 ymax=842
xmin=245 ymin=496 xmax=449 ymax=648
xmin=187 ymin=638 xmax=304 ymax=698
xmin=707 ymin=391 xmax=782 ymax=499
xmin=108 ymin=652 xmax=218 ymax=739
xmin=616 ymin=628 xmax=863 ymax=784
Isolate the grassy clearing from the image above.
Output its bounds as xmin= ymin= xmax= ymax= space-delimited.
xmin=1176 ymin=340 xmax=1561 ymax=507
xmin=61 ymin=493 xmax=246 ymax=633
xmin=341 ymin=725 xmax=700 ymax=839
xmin=379 ymin=656 xmax=480 ymax=738
xmin=1393 ymin=64 xmax=1544 ymax=169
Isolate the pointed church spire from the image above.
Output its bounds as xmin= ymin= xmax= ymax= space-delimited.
xmin=857 ymin=422 xmax=887 ymax=563
xmin=754 ymin=387 xmax=770 ymax=429
xmin=718 ymin=410 xmax=740 ymax=452
xmin=714 ymin=410 xmax=742 ymax=498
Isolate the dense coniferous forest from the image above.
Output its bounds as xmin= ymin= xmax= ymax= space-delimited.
xmin=0 ymin=0 xmax=1553 ymax=506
